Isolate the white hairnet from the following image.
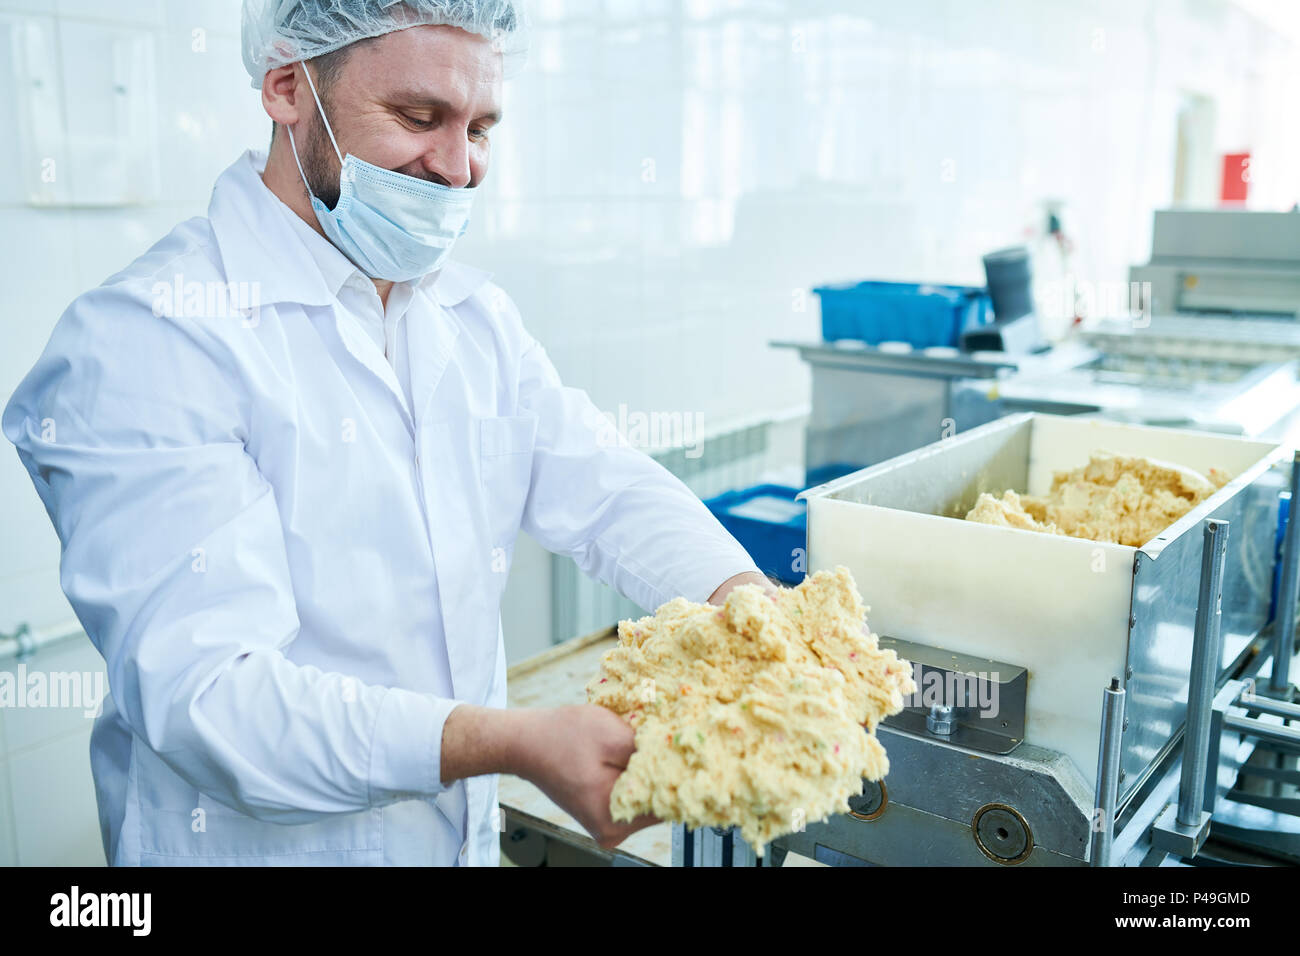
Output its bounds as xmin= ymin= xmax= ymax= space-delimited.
xmin=242 ymin=0 xmax=527 ymax=89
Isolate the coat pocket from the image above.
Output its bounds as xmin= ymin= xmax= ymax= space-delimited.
xmin=132 ymin=738 xmax=384 ymax=862
xmin=174 ymin=791 xmax=384 ymax=861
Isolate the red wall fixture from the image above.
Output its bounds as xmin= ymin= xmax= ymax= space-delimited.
xmin=1221 ymin=152 xmax=1251 ymax=203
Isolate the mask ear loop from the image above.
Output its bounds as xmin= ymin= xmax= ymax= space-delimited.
xmin=285 ymin=61 xmax=344 ymax=200
xmin=298 ymin=61 xmax=344 ymax=165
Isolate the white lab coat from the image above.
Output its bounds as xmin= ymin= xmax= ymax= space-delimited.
xmin=3 ymin=150 xmax=761 ymax=866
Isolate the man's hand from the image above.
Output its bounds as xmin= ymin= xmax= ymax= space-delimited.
xmin=708 ymin=570 xmax=780 ymax=605
xmin=441 ymin=703 xmax=656 ymax=850
xmin=508 ymin=705 xmax=657 ymax=849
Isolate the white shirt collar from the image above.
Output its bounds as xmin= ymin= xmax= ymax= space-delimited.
xmin=208 ymin=150 xmax=493 ymax=310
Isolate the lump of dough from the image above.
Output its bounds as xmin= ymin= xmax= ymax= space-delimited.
xmin=964 ymin=489 xmax=1060 ymax=535
xmin=586 ymin=566 xmax=915 ymax=852
xmin=965 ymin=451 xmax=1230 ymax=547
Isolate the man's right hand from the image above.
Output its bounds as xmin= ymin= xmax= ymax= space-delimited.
xmin=509 ymin=704 xmax=658 ymax=849
xmin=440 ymin=702 xmax=658 ymax=850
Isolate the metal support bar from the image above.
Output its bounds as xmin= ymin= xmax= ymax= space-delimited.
xmin=1223 ymin=713 xmax=1300 ymax=746
xmin=707 ymin=827 xmax=733 ymax=866
xmin=671 ymin=823 xmax=692 ymax=866
xmin=681 ymin=826 xmax=740 ymax=867
xmin=1225 ymin=790 xmax=1300 ymax=816
xmin=1180 ymin=519 xmax=1230 ymax=827
xmin=672 ymin=824 xmax=776 ymax=867
xmin=1140 ymin=847 xmax=1169 ymax=867
xmin=1273 ymin=453 xmax=1300 ymax=694
xmin=1090 ymin=677 xmax=1126 ymax=867
xmin=1236 ymin=764 xmax=1300 ymax=786
xmin=1152 ymin=519 xmax=1228 ymax=860
xmin=1237 ymin=692 xmax=1300 ymax=721
xmin=1203 ymin=680 xmax=1250 ymax=816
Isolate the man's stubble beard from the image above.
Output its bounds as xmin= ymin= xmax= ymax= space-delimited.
xmin=300 ymin=106 xmax=342 ymax=211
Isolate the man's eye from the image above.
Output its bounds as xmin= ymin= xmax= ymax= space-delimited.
xmin=404 ymin=114 xmax=434 ymax=129
xmin=470 ymin=128 xmax=488 ymax=140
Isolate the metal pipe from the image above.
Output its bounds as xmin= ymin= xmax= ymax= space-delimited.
xmin=1090 ymin=677 xmax=1126 ymax=867
xmin=671 ymin=823 xmax=692 ymax=867
xmin=1272 ymin=453 xmax=1300 ymax=694
xmin=1224 ymin=714 xmax=1300 ymax=746
xmin=0 ymin=620 xmax=86 ymax=664
xmin=1237 ymin=692 xmax=1300 ymax=721
xmin=1178 ymin=519 xmax=1229 ymax=828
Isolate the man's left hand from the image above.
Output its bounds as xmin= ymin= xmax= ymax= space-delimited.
xmin=707 ymin=571 xmax=780 ymax=605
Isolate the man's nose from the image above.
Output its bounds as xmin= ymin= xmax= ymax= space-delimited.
xmin=421 ymin=130 xmax=472 ymax=189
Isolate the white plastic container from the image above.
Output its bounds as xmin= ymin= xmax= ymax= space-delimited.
xmin=799 ymin=413 xmax=1287 ymax=794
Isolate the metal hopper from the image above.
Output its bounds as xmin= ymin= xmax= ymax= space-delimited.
xmin=797 ymin=413 xmax=1288 ymax=802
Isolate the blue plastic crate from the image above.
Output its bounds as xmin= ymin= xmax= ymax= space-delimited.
xmin=705 ymin=484 xmax=807 ymax=586
xmin=1270 ymin=492 xmax=1289 ymax=623
xmin=804 ymin=462 xmax=863 ymax=488
xmin=813 ymin=280 xmax=992 ymax=348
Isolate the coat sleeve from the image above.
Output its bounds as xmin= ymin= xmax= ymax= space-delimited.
xmin=513 ymin=326 xmax=762 ymax=613
xmin=1 ymin=283 xmax=460 ymax=823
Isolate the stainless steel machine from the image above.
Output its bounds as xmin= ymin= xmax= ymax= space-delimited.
xmin=995 ymin=346 xmax=1300 ymax=439
xmin=675 ymin=414 xmax=1300 ymax=867
xmin=1129 ymin=209 xmax=1300 ymax=321
xmin=769 ymin=339 xmax=1093 ymax=477
xmin=998 ymin=209 xmax=1300 ymax=441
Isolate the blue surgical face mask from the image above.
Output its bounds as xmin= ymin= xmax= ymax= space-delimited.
xmin=285 ymin=64 xmax=476 ymax=282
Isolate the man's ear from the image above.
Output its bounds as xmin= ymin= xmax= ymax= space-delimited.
xmin=261 ymin=64 xmax=305 ymax=128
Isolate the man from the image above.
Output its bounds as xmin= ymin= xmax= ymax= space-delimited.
xmin=2 ymin=0 xmax=770 ymax=866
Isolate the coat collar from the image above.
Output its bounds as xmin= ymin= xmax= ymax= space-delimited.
xmin=208 ymin=150 xmax=494 ymax=310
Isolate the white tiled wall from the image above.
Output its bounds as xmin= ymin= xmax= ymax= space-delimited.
xmin=462 ymin=0 xmax=1299 ymax=432
xmin=0 ymin=0 xmax=259 ymax=867
xmin=0 ymin=757 xmax=15 ymax=865
xmin=0 ymin=633 xmax=107 ymax=864
xmin=1 ymin=0 xmax=1297 ymax=862
xmin=1 ymin=0 xmax=263 ymax=640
